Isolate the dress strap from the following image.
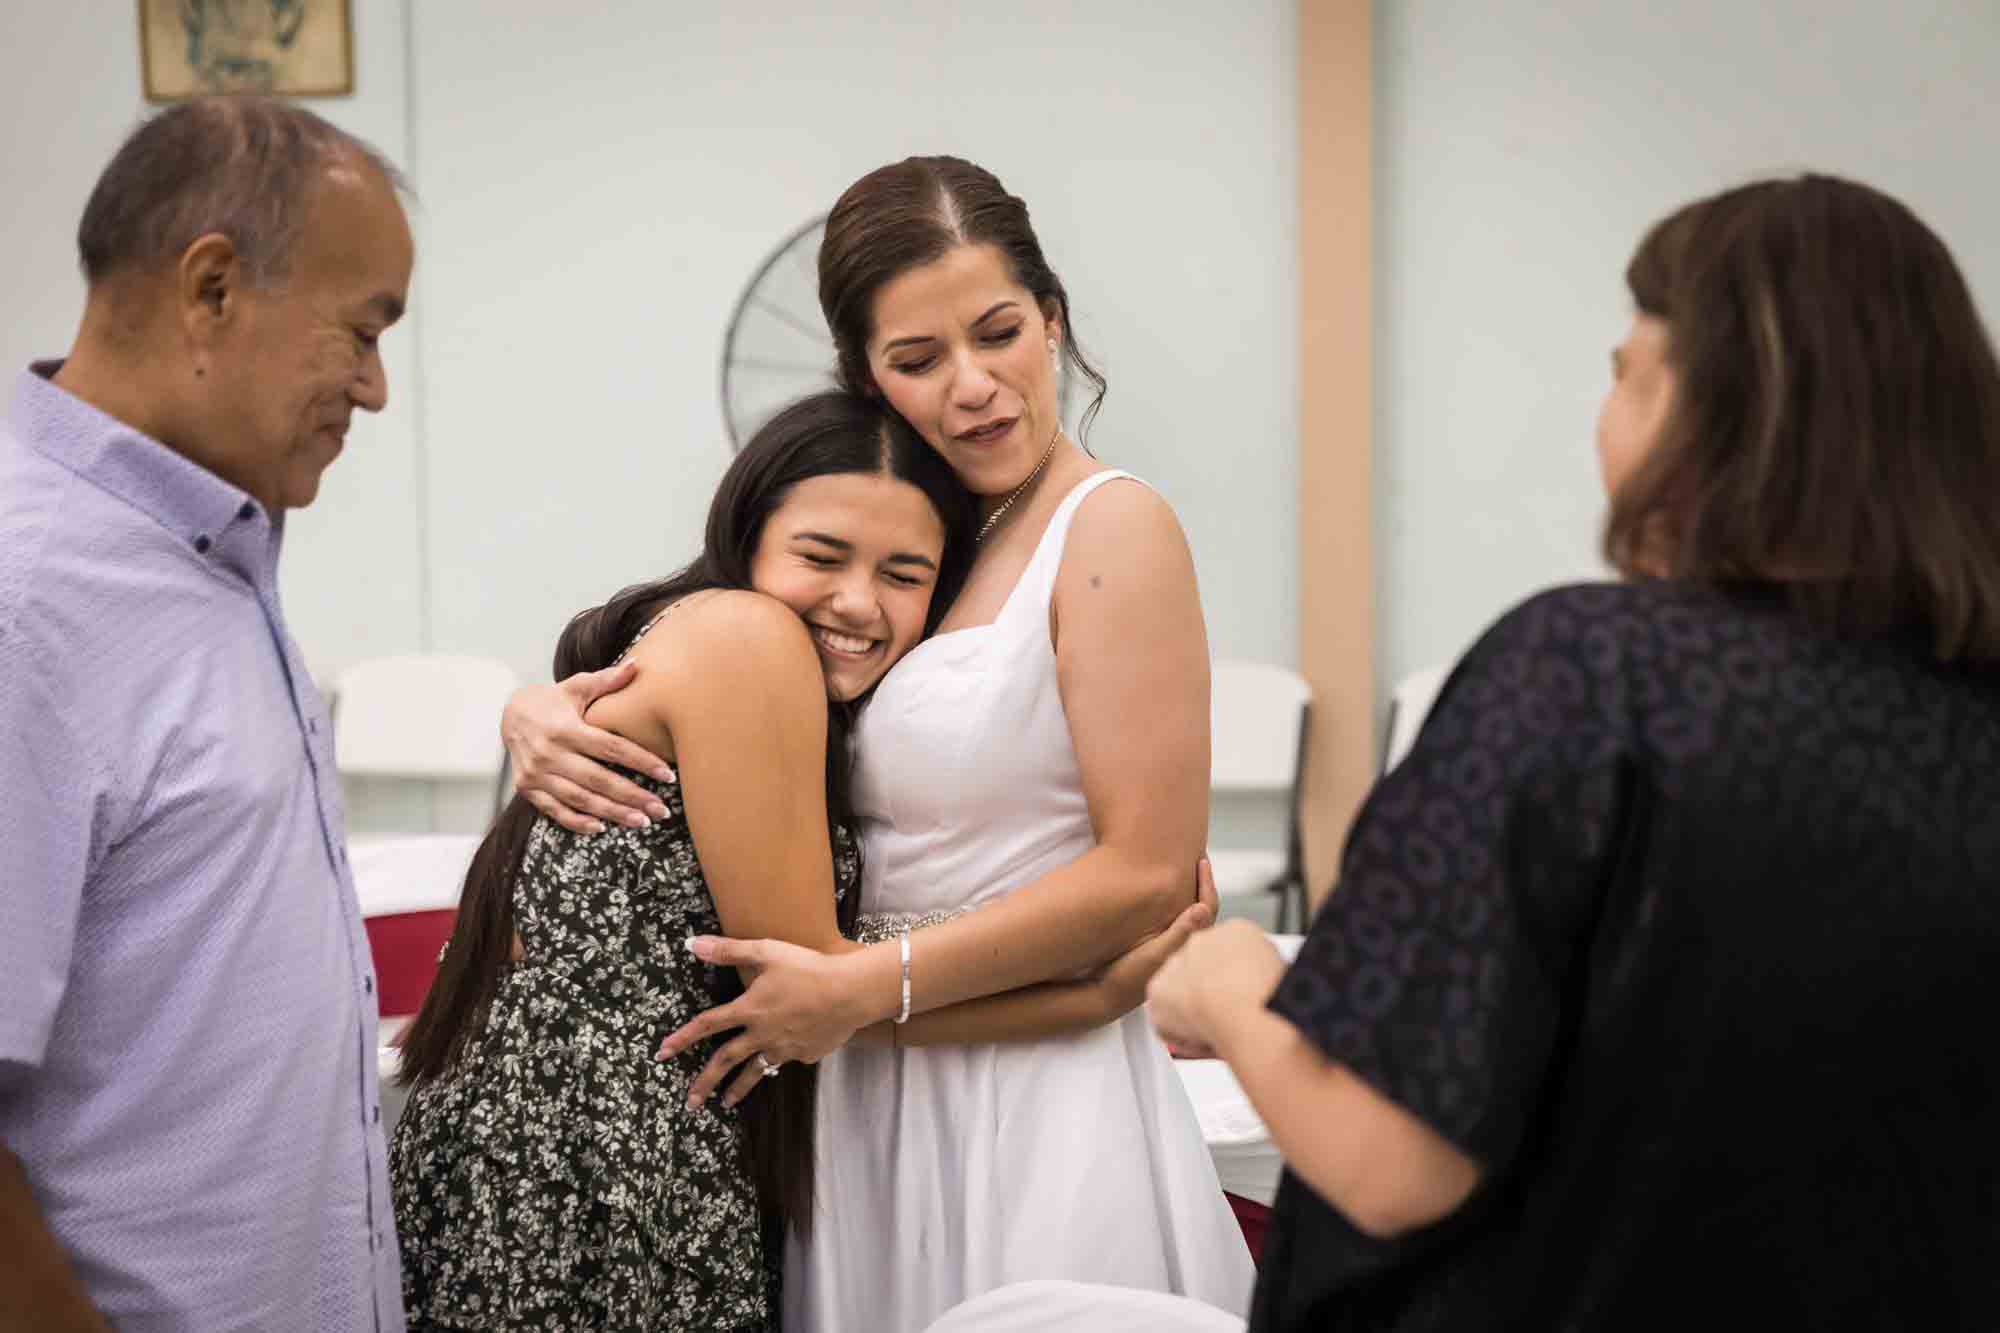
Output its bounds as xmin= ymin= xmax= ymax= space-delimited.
xmin=611 ymin=590 xmax=713 ymax=665
xmin=1004 ymin=470 xmax=1144 ymax=622
xmin=612 ymin=609 xmax=673 ymax=667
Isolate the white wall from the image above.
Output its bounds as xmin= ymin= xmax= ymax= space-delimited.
xmin=3 ymin=4 xmax=1297 ymax=695
xmin=1375 ymin=0 xmax=2000 ymax=693
xmin=0 ymin=14 xmax=146 ymax=381
xmin=2 ymin=4 xmax=1294 ymax=835
xmin=406 ymin=1 xmax=1299 ymax=686
xmin=12 ymin=2 xmax=2000 ymax=833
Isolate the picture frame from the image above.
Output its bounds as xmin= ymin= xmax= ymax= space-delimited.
xmin=139 ymin=0 xmax=355 ymax=102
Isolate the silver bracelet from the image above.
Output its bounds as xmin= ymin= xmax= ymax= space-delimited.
xmin=895 ymin=929 xmax=912 ymax=1025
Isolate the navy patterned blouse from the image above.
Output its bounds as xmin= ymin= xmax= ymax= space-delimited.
xmin=1253 ymin=580 xmax=2000 ymax=1331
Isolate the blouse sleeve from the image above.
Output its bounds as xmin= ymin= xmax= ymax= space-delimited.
xmin=1268 ymin=586 xmax=1636 ymax=1170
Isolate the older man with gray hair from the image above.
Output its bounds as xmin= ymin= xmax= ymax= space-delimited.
xmin=0 ymin=97 xmax=413 ymax=1330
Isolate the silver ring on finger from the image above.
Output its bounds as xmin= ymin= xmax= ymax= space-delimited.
xmin=755 ymin=1053 xmax=783 ymax=1078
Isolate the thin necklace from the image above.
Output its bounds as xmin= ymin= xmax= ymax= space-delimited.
xmin=976 ymin=423 xmax=1062 ymax=543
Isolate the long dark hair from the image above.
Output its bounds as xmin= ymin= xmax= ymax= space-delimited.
xmin=818 ymin=154 xmax=1110 ymax=442
xmin=1605 ymin=173 xmax=2000 ymax=664
xmin=397 ymin=392 xmax=975 ymax=1242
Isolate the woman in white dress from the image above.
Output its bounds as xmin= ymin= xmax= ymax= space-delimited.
xmin=506 ymin=156 xmax=1254 ymax=1329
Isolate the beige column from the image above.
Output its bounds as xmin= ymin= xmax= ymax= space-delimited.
xmin=1298 ymin=0 xmax=1373 ymax=907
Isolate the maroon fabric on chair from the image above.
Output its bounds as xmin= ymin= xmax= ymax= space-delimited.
xmin=1226 ymin=1191 xmax=1270 ymax=1264
xmin=363 ymin=908 xmax=457 ymax=1018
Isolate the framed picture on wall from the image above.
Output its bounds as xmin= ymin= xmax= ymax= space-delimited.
xmin=139 ymin=0 xmax=355 ymax=101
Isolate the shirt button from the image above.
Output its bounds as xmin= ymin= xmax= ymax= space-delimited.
xmin=364 ymin=974 xmax=374 ymax=994
xmin=372 ymin=1104 xmax=381 ymax=1123
xmin=192 ymin=533 xmax=212 ymax=554
xmin=238 ymin=501 xmax=256 ymax=521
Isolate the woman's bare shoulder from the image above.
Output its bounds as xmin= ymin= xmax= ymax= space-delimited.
xmin=599 ymin=588 xmax=821 ymax=727
xmin=1062 ymin=476 xmax=1195 ymax=585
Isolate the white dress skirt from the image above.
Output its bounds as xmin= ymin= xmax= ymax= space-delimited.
xmin=784 ymin=471 xmax=1256 ymax=1330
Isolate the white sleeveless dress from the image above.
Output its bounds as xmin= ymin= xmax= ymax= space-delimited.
xmin=784 ymin=471 xmax=1256 ymax=1330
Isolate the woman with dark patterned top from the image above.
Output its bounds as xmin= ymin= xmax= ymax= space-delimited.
xmin=937 ymin=176 xmax=2000 ymax=1332
xmin=385 ymin=393 xmax=974 ymax=1331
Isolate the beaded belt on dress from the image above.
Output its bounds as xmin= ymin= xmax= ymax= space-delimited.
xmin=852 ymin=907 xmax=972 ymax=945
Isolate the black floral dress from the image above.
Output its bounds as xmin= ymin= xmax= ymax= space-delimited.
xmin=389 ymin=773 xmax=857 ymax=1331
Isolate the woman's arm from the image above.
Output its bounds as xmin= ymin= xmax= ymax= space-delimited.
xmin=865 ymin=893 xmax=1217 ymax=1047
xmin=590 ymin=591 xmax=851 ymax=955
xmin=860 ymin=851 xmax=1220 ymax=1049
xmin=707 ymin=866 xmax=1217 ymax=1108
xmin=852 ymin=983 xmax=1106 ymax=1048
xmin=664 ymin=482 xmax=1215 ymax=1096
xmin=1147 ymin=921 xmax=1483 ymax=1240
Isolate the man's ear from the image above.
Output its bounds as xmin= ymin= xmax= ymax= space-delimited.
xmin=177 ymin=232 xmax=242 ymax=350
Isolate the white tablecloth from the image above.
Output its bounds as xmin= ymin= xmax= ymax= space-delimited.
xmin=378 ymin=1016 xmax=412 ymax=1139
xmin=1166 ymin=931 xmax=1302 ymax=1207
xmin=349 ymin=833 xmax=482 ymax=916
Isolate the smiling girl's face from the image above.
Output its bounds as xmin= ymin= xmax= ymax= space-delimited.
xmin=747 ymin=470 xmax=947 ymax=700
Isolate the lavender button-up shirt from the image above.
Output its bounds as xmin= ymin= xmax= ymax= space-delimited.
xmin=0 ymin=364 xmax=405 ymax=1332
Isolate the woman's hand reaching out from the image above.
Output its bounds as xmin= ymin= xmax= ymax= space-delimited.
xmin=1145 ymin=918 xmax=1288 ymax=1060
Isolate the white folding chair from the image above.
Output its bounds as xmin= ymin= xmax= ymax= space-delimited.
xmin=331 ymin=654 xmax=520 ymax=835
xmin=1208 ymin=659 xmax=1312 ymax=932
xmin=1380 ymin=663 xmax=1451 ymax=776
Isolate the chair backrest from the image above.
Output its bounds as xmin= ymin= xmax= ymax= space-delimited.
xmin=332 ymin=654 xmax=519 ymax=781
xmin=1211 ymin=659 xmax=1311 ymax=791
xmin=351 ymin=834 xmax=481 ymax=1019
xmin=1381 ymin=663 xmax=1452 ymax=775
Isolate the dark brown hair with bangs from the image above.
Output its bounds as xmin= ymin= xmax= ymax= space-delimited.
xmin=1603 ymin=174 xmax=2000 ymax=663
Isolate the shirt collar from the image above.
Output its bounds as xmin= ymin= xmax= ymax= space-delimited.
xmin=11 ymin=360 xmax=280 ymax=583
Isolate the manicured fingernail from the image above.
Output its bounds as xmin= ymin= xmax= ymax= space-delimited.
xmin=722 ymin=1095 xmax=740 ymax=1110
xmin=686 ymin=1093 xmax=703 ymax=1111
xmin=647 ymin=802 xmax=669 ymax=819
xmin=586 ymin=821 xmax=605 ymax=835
xmin=623 ymin=813 xmax=649 ymax=829
xmin=654 ymin=767 xmax=677 ymax=783
xmin=685 ymin=936 xmax=714 ymax=959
